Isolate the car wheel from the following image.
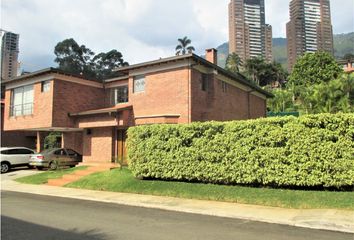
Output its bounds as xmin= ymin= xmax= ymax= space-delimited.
xmin=1 ymin=162 xmax=10 ymax=174
xmin=49 ymin=161 xmax=58 ymax=171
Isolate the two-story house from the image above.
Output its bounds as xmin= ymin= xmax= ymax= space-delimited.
xmin=3 ymin=49 xmax=272 ymax=165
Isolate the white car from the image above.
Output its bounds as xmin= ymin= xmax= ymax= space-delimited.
xmin=1 ymin=147 xmax=36 ymax=173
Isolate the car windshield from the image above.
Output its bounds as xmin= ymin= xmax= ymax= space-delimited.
xmin=40 ymin=149 xmax=57 ymax=154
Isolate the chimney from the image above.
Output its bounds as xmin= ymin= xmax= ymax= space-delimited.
xmin=205 ymin=48 xmax=218 ymax=65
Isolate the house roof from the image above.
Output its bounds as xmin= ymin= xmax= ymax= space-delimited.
xmin=1 ymin=67 xmax=100 ymax=84
xmin=113 ymin=53 xmax=273 ymax=98
xmin=69 ymin=104 xmax=133 ymax=117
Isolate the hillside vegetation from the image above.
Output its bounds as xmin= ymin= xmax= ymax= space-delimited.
xmin=215 ymin=32 xmax=354 ymax=68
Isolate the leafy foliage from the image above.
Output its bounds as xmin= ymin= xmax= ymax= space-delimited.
xmin=288 ymin=51 xmax=342 ymax=88
xmin=44 ymin=132 xmax=62 ymax=150
xmin=267 ymin=88 xmax=294 ymax=112
xmin=54 ymin=38 xmax=128 ymax=80
xmin=175 ymin=36 xmax=195 ymax=55
xmin=225 ymin=53 xmax=243 ymax=73
xmin=242 ymin=57 xmax=288 ymax=87
xmin=128 ymin=114 xmax=354 ymax=189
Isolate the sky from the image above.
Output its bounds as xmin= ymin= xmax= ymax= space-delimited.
xmin=1 ymin=0 xmax=354 ymax=72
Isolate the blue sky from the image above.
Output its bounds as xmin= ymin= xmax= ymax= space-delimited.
xmin=1 ymin=0 xmax=354 ymax=72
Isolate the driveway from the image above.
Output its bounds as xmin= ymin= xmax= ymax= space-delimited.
xmin=1 ymin=168 xmax=39 ymax=181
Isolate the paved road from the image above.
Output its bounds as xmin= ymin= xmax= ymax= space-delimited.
xmin=1 ymin=191 xmax=352 ymax=240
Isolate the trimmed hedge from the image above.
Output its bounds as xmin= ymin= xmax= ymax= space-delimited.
xmin=127 ymin=114 xmax=354 ymax=189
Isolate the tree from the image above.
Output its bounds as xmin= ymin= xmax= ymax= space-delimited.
xmin=54 ymin=38 xmax=95 ymax=77
xmin=243 ymin=57 xmax=266 ymax=85
xmin=54 ymin=38 xmax=129 ymax=80
xmin=267 ymin=89 xmax=294 ymax=112
xmin=92 ymin=50 xmax=129 ymax=80
xmin=288 ymin=51 xmax=343 ymax=88
xmin=175 ymin=36 xmax=195 ymax=55
xmin=343 ymin=53 xmax=354 ymax=61
xmin=243 ymin=57 xmax=288 ymax=87
xmin=225 ymin=53 xmax=243 ymax=73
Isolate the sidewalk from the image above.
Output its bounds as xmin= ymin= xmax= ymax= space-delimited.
xmin=1 ymin=176 xmax=353 ymax=234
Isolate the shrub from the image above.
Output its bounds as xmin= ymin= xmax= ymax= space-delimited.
xmin=127 ymin=113 xmax=354 ymax=189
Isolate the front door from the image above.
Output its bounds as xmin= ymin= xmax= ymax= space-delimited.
xmin=116 ymin=129 xmax=127 ymax=165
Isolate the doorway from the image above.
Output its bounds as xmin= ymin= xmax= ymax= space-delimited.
xmin=115 ymin=129 xmax=127 ymax=165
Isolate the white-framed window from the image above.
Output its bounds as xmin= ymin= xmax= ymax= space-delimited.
xmin=112 ymin=86 xmax=128 ymax=105
xmin=41 ymin=80 xmax=51 ymax=92
xmin=10 ymin=85 xmax=34 ymax=116
xmin=133 ymin=75 xmax=145 ymax=93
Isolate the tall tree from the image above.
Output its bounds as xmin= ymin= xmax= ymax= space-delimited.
xmin=243 ymin=57 xmax=267 ymax=85
xmin=54 ymin=38 xmax=128 ymax=80
xmin=175 ymin=36 xmax=195 ymax=55
xmin=54 ymin=38 xmax=95 ymax=77
xmin=92 ymin=50 xmax=129 ymax=80
xmin=225 ymin=53 xmax=243 ymax=73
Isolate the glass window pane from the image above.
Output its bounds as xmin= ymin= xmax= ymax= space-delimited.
xmin=42 ymin=81 xmax=51 ymax=92
xmin=134 ymin=76 xmax=145 ymax=93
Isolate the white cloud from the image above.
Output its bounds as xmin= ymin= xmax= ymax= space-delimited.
xmin=1 ymin=0 xmax=353 ymax=71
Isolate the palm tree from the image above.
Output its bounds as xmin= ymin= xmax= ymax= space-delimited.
xmin=175 ymin=36 xmax=195 ymax=55
xmin=225 ymin=53 xmax=243 ymax=73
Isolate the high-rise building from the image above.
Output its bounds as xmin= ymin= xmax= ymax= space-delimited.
xmin=228 ymin=0 xmax=273 ymax=63
xmin=286 ymin=0 xmax=334 ymax=71
xmin=1 ymin=29 xmax=20 ymax=80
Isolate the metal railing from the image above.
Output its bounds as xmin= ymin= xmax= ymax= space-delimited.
xmin=10 ymin=103 xmax=34 ymax=116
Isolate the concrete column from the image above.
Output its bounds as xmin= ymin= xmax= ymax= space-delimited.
xmin=36 ymin=131 xmax=42 ymax=153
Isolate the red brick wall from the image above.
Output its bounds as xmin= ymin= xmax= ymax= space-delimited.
xmin=52 ymin=79 xmax=105 ymax=128
xmin=190 ymin=69 xmax=266 ymax=122
xmin=128 ymin=67 xmax=190 ymax=124
xmin=4 ymin=81 xmax=54 ymax=130
xmin=82 ymin=127 xmax=113 ymax=163
xmin=62 ymin=132 xmax=83 ymax=154
xmin=249 ymin=94 xmax=266 ymax=119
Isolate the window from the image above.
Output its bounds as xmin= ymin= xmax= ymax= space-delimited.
xmin=133 ymin=75 xmax=145 ymax=93
xmin=54 ymin=149 xmax=66 ymax=156
xmin=3 ymin=148 xmax=33 ymax=155
xmin=222 ymin=81 xmax=228 ymax=93
xmin=10 ymin=85 xmax=34 ymax=116
xmin=201 ymin=74 xmax=209 ymax=91
xmin=41 ymin=81 xmax=51 ymax=92
xmin=112 ymin=86 xmax=128 ymax=105
xmin=66 ymin=149 xmax=78 ymax=156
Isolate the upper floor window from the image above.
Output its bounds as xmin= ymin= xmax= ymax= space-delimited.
xmin=10 ymin=85 xmax=34 ymax=116
xmin=112 ymin=86 xmax=128 ymax=105
xmin=222 ymin=81 xmax=228 ymax=93
xmin=134 ymin=75 xmax=145 ymax=93
xmin=41 ymin=80 xmax=51 ymax=92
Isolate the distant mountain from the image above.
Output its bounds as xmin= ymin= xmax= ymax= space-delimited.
xmin=215 ymin=32 xmax=354 ymax=69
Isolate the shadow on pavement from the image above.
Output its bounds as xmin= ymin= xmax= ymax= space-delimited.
xmin=1 ymin=216 xmax=109 ymax=240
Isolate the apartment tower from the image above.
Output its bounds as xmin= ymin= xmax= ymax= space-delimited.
xmin=228 ymin=0 xmax=273 ymax=63
xmin=1 ymin=29 xmax=19 ymax=80
xmin=286 ymin=0 xmax=334 ymax=71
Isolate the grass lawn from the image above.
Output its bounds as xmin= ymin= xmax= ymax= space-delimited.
xmin=15 ymin=166 xmax=87 ymax=185
xmin=66 ymin=168 xmax=354 ymax=210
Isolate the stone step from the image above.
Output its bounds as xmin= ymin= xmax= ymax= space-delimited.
xmin=72 ymin=169 xmax=99 ymax=176
xmin=62 ymin=174 xmax=83 ymax=181
xmin=78 ymin=162 xmax=121 ymax=169
xmin=47 ymin=178 xmax=73 ymax=187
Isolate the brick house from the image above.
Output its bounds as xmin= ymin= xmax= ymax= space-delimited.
xmin=2 ymin=49 xmax=272 ymax=165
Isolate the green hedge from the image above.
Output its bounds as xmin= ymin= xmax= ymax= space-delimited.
xmin=127 ymin=113 xmax=354 ymax=189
